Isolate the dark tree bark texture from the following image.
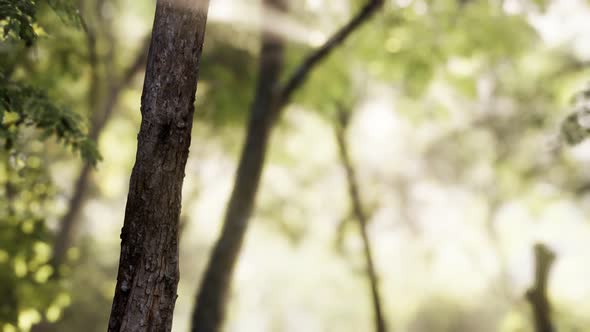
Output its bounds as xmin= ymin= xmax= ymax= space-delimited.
xmin=108 ymin=1 xmax=209 ymax=331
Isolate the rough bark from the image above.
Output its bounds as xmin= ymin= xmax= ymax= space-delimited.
xmin=108 ymin=1 xmax=209 ymax=331
xmin=190 ymin=1 xmax=286 ymax=331
xmin=334 ymin=106 xmax=388 ymax=332
xmin=190 ymin=1 xmax=384 ymax=331
xmin=526 ymin=244 xmax=556 ymax=332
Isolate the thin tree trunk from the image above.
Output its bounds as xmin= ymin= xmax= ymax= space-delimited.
xmin=108 ymin=1 xmax=209 ymax=331
xmin=526 ymin=244 xmax=556 ymax=332
xmin=333 ymin=106 xmax=388 ymax=332
xmin=190 ymin=1 xmax=383 ymax=331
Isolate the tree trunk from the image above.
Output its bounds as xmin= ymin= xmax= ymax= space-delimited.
xmin=190 ymin=1 xmax=286 ymax=331
xmin=108 ymin=1 xmax=209 ymax=331
xmin=190 ymin=1 xmax=383 ymax=331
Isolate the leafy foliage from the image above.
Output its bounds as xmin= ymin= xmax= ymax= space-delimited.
xmin=293 ymin=0 xmax=541 ymax=111
xmin=1 ymin=0 xmax=98 ymax=164
xmin=560 ymin=83 xmax=590 ymax=145
xmin=0 ymin=0 xmax=78 ymax=45
xmin=0 ymin=1 xmax=97 ymax=329
xmin=0 ymin=145 xmax=65 ymax=329
xmin=0 ymin=0 xmax=37 ymax=45
xmin=0 ymin=75 xmax=100 ymax=165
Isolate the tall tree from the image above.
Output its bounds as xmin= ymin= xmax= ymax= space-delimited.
xmin=107 ymin=0 xmax=210 ymax=331
xmin=191 ymin=0 xmax=384 ymax=331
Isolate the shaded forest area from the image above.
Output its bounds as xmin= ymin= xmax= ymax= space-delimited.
xmin=3 ymin=0 xmax=590 ymax=331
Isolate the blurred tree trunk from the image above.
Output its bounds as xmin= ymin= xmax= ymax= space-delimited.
xmin=333 ymin=106 xmax=388 ymax=332
xmin=190 ymin=1 xmax=384 ymax=331
xmin=526 ymin=244 xmax=556 ymax=332
xmin=107 ymin=1 xmax=209 ymax=331
xmin=190 ymin=1 xmax=286 ymax=331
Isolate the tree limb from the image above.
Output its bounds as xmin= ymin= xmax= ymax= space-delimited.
xmin=276 ymin=0 xmax=384 ymax=110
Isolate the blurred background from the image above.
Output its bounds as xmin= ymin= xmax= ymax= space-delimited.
xmin=3 ymin=0 xmax=590 ymax=331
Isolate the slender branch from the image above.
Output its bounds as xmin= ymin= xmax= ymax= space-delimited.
xmin=276 ymin=0 xmax=384 ymax=110
xmin=526 ymin=243 xmax=556 ymax=332
xmin=334 ymin=104 xmax=388 ymax=332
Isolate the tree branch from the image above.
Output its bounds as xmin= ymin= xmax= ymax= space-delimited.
xmin=333 ymin=103 xmax=388 ymax=332
xmin=276 ymin=0 xmax=384 ymax=110
xmin=526 ymin=243 xmax=556 ymax=332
